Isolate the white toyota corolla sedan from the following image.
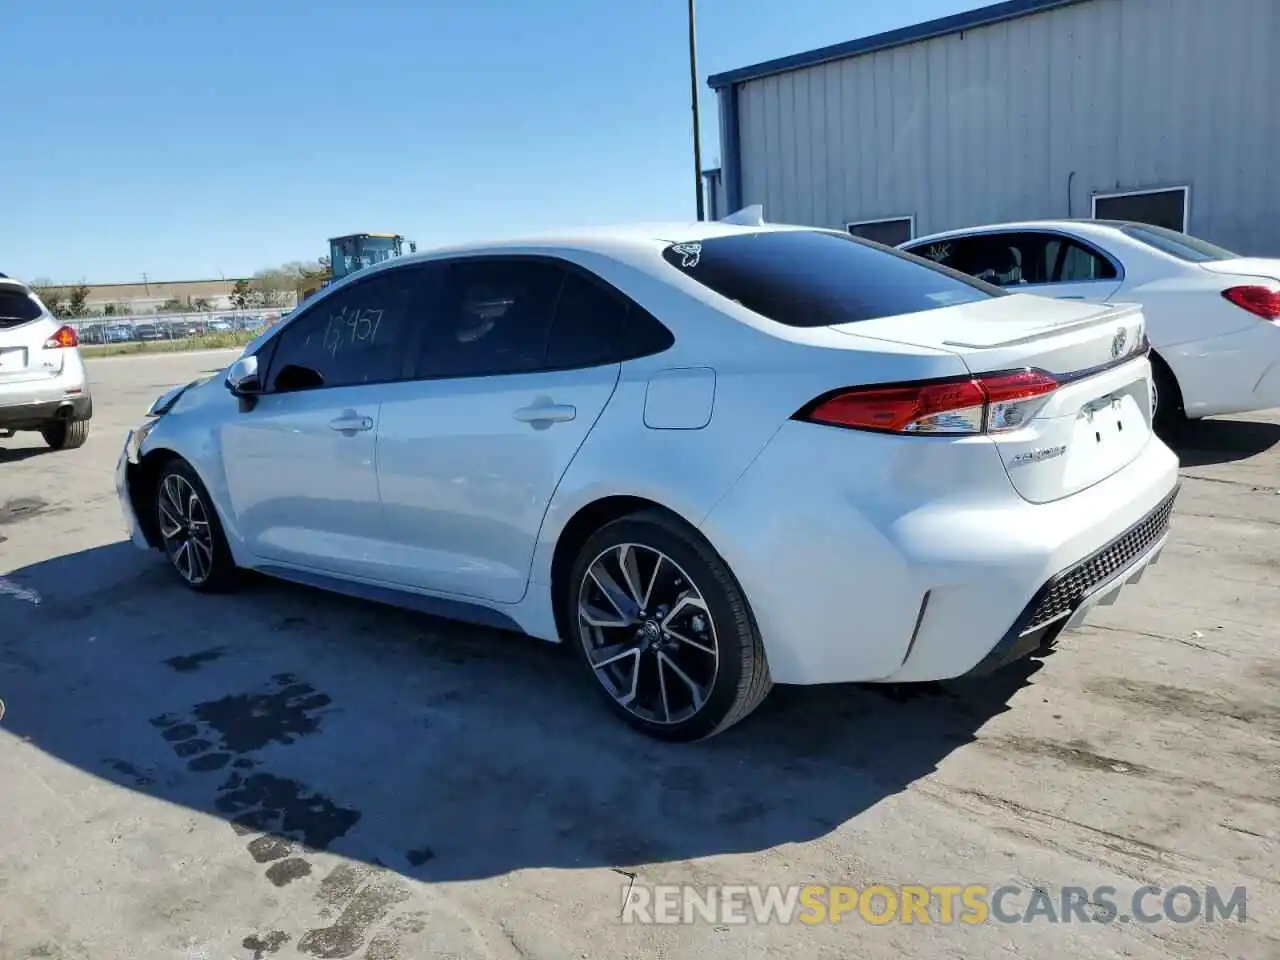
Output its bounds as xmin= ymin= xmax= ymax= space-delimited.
xmin=118 ymin=222 xmax=1179 ymax=740
xmin=900 ymin=220 xmax=1280 ymax=427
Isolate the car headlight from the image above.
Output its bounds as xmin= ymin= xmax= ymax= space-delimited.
xmin=127 ymin=416 xmax=158 ymax=462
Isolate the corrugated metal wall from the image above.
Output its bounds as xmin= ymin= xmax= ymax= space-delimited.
xmin=732 ymin=0 xmax=1279 ymax=253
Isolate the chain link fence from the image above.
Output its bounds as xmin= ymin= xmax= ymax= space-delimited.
xmin=67 ymin=309 xmax=289 ymax=345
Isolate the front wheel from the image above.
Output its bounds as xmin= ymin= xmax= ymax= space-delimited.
xmin=155 ymin=459 xmax=238 ymax=592
xmin=567 ymin=510 xmax=772 ymax=741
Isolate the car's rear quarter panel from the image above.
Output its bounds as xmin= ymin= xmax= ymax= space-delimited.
xmin=702 ymin=417 xmax=1179 ymax=685
xmin=528 ymin=267 xmax=974 ymax=642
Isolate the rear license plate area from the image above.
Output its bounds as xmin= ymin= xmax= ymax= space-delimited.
xmin=0 ymin=347 xmax=27 ymax=372
xmin=1078 ymin=393 xmax=1139 ymax=445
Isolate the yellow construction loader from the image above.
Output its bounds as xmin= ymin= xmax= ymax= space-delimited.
xmin=296 ymin=233 xmax=416 ymax=302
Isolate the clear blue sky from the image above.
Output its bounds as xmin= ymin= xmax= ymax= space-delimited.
xmin=4 ymin=0 xmax=978 ymax=284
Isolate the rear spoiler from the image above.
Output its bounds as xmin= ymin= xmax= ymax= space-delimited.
xmin=719 ymin=205 xmax=765 ymax=227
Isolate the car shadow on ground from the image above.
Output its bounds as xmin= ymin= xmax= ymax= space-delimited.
xmin=2 ymin=541 xmax=1043 ymax=887
xmin=0 ymin=443 xmax=50 ymax=463
xmin=1163 ymin=416 xmax=1280 ymax=467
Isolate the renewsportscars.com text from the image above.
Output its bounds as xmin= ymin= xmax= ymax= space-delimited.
xmin=621 ymin=883 xmax=1247 ymax=926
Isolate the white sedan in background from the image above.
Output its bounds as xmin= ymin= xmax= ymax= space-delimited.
xmin=900 ymin=220 xmax=1280 ymax=427
xmin=118 ymin=221 xmax=1178 ymax=741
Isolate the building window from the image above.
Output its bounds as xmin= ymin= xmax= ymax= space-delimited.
xmin=1092 ymin=187 xmax=1189 ymax=233
xmin=846 ymin=216 xmax=915 ymax=247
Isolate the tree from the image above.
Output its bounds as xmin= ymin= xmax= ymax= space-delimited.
xmin=230 ymin=279 xmax=252 ymax=310
xmin=66 ymin=283 xmax=91 ymax=319
xmin=249 ymin=268 xmax=295 ymax=308
xmin=28 ymin=279 xmax=64 ymax=316
xmin=193 ymin=298 xmax=213 ymax=312
xmin=158 ymin=297 xmax=187 ymax=314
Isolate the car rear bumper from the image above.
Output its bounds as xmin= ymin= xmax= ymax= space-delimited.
xmin=700 ymin=420 xmax=1181 ymax=685
xmin=962 ymin=483 xmax=1178 ymax=675
xmin=0 ymin=393 xmax=92 ymax=429
xmin=0 ymin=353 xmax=92 ymax=429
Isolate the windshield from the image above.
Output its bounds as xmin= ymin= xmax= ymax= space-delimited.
xmin=1117 ymin=223 xmax=1238 ymax=262
xmin=660 ymin=230 xmax=1004 ymax=328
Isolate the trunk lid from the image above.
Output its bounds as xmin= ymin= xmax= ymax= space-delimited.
xmin=830 ymin=293 xmax=1154 ymax=504
xmin=1199 ymin=258 xmax=1280 ymax=283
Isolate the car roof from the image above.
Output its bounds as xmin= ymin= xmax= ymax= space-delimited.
xmin=905 ymin=218 xmax=1132 ymax=246
xmin=389 ymin=220 xmax=817 ymax=265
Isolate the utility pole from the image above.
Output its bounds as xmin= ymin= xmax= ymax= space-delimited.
xmin=687 ymin=0 xmax=705 ymax=221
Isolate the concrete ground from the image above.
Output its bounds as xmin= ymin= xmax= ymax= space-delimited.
xmin=1 ymin=349 xmax=1277 ymax=960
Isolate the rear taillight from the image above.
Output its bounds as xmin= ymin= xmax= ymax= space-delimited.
xmin=44 ymin=325 xmax=79 ymax=349
xmin=1222 ymin=285 xmax=1280 ymax=321
xmin=797 ymin=369 xmax=1059 ymax=436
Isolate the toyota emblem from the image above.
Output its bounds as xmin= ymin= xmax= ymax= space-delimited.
xmin=1111 ymin=327 xmax=1128 ymax=359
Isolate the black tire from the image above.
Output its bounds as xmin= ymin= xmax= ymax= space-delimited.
xmin=41 ymin=418 xmax=90 ymax=450
xmin=154 ymin=458 xmax=239 ymax=593
xmin=1150 ymin=352 xmax=1186 ymax=435
xmin=566 ymin=509 xmax=772 ymax=741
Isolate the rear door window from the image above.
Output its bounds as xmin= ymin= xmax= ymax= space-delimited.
xmin=414 ymin=258 xmax=564 ymax=379
xmin=663 ymin=230 xmax=1002 ymax=328
xmin=545 ymin=271 xmax=628 ymax=369
xmin=1055 ymin=238 xmax=1118 ymax=282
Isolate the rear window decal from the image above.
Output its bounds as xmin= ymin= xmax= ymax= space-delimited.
xmin=670 ymin=243 xmax=701 ymax=268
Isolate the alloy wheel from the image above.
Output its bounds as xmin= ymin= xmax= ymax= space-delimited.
xmin=158 ymin=473 xmax=215 ymax=586
xmin=576 ymin=543 xmax=720 ymax=725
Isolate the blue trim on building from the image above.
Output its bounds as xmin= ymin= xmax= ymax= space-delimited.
xmin=706 ymin=0 xmax=1088 ymax=90
xmin=718 ymin=85 xmax=743 ymax=212
xmin=701 ymin=167 xmax=722 ymax=220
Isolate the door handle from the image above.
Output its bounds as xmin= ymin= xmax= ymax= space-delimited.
xmin=512 ymin=402 xmax=577 ymax=425
xmin=329 ymin=414 xmax=374 ymax=433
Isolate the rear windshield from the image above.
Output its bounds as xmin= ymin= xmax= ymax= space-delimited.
xmin=0 ymin=287 xmax=43 ymax=329
xmin=1117 ymin=223 xmax=1237 ymax=262
xmin=660 ymin=230 xmax=1003 ymax=327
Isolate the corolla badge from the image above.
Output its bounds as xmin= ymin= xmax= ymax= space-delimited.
xmin=1111 ymin=327 xmax=1129 ymax=359
xmin=1009 ymin=445 xmax=1067 ymax=467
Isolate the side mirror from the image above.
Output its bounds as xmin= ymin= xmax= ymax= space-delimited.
xmin=225 ymin=355 xmax=261 ymax=396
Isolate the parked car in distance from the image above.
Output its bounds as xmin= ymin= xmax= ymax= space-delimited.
xmin=78 ymin=322 xmax=107 ymax=345
xmin=0 ymin=277 xmax=93 ymax=450
xmin=233 ymin=314 xmax=267 ymax=332
xmin=900 ymin=220 xmax=1280 ymax=427
xmin=132 ymin=321 xmax=169 ymax=341
xmin=117 ymin=222 xmax=1178 ymax=740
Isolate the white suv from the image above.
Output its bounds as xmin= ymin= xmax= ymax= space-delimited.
xmin=0 ymin=276 xmax=93 ymax=450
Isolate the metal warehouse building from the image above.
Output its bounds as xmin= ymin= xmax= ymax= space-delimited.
xmin=702 ymin=0 xmax=1279 ymax=254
